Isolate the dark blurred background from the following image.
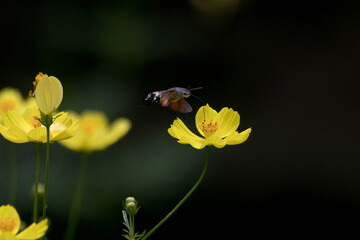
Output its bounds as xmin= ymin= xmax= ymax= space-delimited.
xmin=1 ymin=0 xmax=359 ymax=239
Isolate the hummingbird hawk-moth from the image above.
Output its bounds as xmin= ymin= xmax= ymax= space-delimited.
xmin=143 ymin=87 xmax=202 ymax=113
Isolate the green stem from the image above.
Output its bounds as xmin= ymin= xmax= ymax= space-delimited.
xmin=43 ymin=123 xmax=50 ymax=219
xmin=141 ymin=147 xmax=211 ymax=240
xmin=34 ymin=144 xmax=41 ymax=223
xmin=7 ymin=142 xmax=17 ymax=206
xmin=64 ymin=153 xmax=89 ymax=240
xmin=130 ymin=215 xmax=135 ymax=237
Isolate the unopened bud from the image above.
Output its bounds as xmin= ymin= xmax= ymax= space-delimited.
xmin=32 ymin=183 xmax=45 ymax=200
xmin=125 ymin=197 xmax=136 ymax=206
xmin=125 ymin=197 xmax=138 ymax=216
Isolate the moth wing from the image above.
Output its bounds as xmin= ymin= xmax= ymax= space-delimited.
xmin=160 ymin=97 xmax=169 ymax=107
xmin=169 ymin=98 xmax=192 ymax=113
xmin=160 ymin=90 xmax=176 ymax=107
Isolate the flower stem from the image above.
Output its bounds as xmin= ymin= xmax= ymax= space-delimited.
xmin=34 ymin=144 xmax=41 ymax=223
xmin=7 ymin=142 xmax=17 ymax=206
xmin=64 ymin=153 xmax=89 ymax=240
xmin=141 ymin=147 xmax=211 ymax=240
xmin=43 ymin=124 xmax=50 ymax=219
xmin=129 ymin=215 xmax=135 ymax=237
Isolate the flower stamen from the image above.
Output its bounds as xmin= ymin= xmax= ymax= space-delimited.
xmin=29 ymin=72 xmax=48 ymax=97
xmin=30 ymin=115 xmax=42 ymax=128
xmin=199 ymin=120 xmax=219 ymax=138
xmin=0 ymin=217 xmax=16 ymax=232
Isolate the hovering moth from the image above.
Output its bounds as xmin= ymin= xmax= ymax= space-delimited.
xmin=144 ymin=87 xmax=202 ymax=113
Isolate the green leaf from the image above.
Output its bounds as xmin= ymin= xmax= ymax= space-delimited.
xmin=122 ymin=234 xmax=131 ymax=240
xmin=135 ymin=230 xmax=147 ymax=240
xmin=122 ymin=210 xmax=130 ymax=227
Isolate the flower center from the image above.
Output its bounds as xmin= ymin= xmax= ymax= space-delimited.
xmin=79 ymin=120 xmax=97 ymax=135
xmin=0 ymin=217 xmax=16 ymax=232
xmin=0 ymin=100 xmax=17 ymax=113
xmin=29 ymin=72 xmax=48 ymax=96
xmin=30 ymin=115 xmax=42 ymax=128
xmin=199 ymin=120 xmax=219 ymax=138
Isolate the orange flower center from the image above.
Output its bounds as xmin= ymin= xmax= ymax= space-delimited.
xmin=0 ymin=100 xmax=17 ymax=113
xmin=199 ymin=120 xmax=219 ymax=138
xmin=0 ymin=217 xmax=16 ymax=232
xmin=30 ymin=115 xmax=42 ymax=128
xmin=29 ymin=72 xmax=48 ymax=96
xmin=80 ymin=120 xmax=97 ymax=135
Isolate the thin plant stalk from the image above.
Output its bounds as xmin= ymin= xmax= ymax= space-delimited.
xmin=141 ymin=147 xmax=211 ymax=240
xmin=7 ymin=142 xmax=17 ymax=206
xmin=129 ymin=214 xmax=135 ymax=237
xmin=43 ymin=123 xmax=50 ymax=219
xmin=64 ymin=153 xmax=89 ymax=240
xmin=33 ymin=144 xmax=41 ymax=222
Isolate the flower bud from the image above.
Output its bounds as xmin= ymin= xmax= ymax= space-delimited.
xmin=125 ymin=197 xmax=136 ymax=206
xmin=34 ymin=74 xmax=63 ymax=115
xmin=125 ymin=197 xmax=138 ymax=216
xmin=32 ymin=183 xmax=45 ymax=200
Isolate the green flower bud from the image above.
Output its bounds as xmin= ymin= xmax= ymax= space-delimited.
xmin=125 ymin=197 xmax=136 ymax=206
xmin=125 ymin=197 xmax=138 ymax=216
xmin=32 ymin=183 xmax=45 ymax=200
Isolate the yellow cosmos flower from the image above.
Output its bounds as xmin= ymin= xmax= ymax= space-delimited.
xmin=0 ymin=205 xmax=48 ymax=240
xmin=33 ymin=73 xmax=63 ymax=115
xmin=0 ymin=107 xmax=78 ymax=144
xmin=60 ymin=111 xmax=131 ymax=152
xmin=168 ymin=104 xmax=251 ymax=149
xmin=0 ymin=88 xmax=23 ymax=115
xmin=0 ymin=88 xmax=36 ymax=120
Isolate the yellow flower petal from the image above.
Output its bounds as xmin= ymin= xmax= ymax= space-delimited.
xmin=21 ymin=107 xmax=40 ymax=127
xmin=168 ymin=126 xmax=177 ymax=139
xmin=214 ymin=107 xmax=240 ymax=138
xmin=52 ymin=129 xmax=76 ymax=142
xmin=226 ymin=128 xmax=252 ymax=145
xmin=53 ymin=112 xmax=72 ymax=127
xmin=168 ymin=118 xmax=205 ymax=149
xmin=50 ymin=113 xmax=78 ymax=142
xmin=27 ymin=127 xmax=47 ymax=143
xmin=204 ymin=134 xmax=227 ymax=149
xmin=16 ymin=219 xmax=48 ymax=240
xmin=169 ymin=118 xmax=201 ymax=140
xmin=0 ymin=232 xmax=17 ymax=240
xmin=80 ymin=111 xmax=108 ymax=133
xmin=0 ymin=205 xmax=20 ymax=235
xmin=104 ymin=118 xmax=131 ymax=148
xmin=59 ymin=135 xmax=83 ymax=151
xmin=2 ymin=111 xmax=32 ymax=133
xmin=35 ymin=75 xmax=63 ymax=115
xmin=0 ymin=125 xmax=27 ymax=144
xmin=195 ymin=104 xmax=218 ymax=137
xmin=0 ymin=111 xmax=30 ymax=143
